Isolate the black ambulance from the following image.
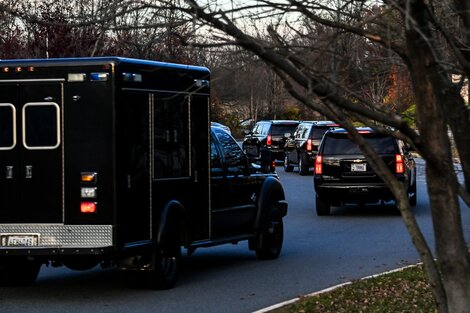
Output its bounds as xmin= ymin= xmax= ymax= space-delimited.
xmin=0 ymin=57 xmax=287 ymax=288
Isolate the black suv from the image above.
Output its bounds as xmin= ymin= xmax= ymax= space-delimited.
xmin=284 ymin=121 xmax=338 ymax=175
xmin=243 ymin=120 xmax=300 ymax=169
xmin=313 ymin=127 xmax=416 ymax=215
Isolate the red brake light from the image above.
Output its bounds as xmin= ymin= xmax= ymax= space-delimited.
xmin=80 ymin=202 xmax=97 ymax=213
xmin=315 ymin=155 xmax=323 ymax=175
xmin=267 ymin=134 xmax=272 ymax=146
xmin=306 ymin=139 xmax=312 ymax=151
xmin=396 ymin=154 xmax=404 ymax=174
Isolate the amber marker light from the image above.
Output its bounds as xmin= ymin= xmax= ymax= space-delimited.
xmin=81 ymin=172 xmax=97 ymax=183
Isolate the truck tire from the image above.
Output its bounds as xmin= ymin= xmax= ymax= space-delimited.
xmin=147 ymin=235 xmax=181 ymax=290
xmin=316 ymin=195 xmax=331 ymax=216
xmin=283 ymin=154 xmax=294 ymax=172
xmin=0 ymin=257 xmax=41 ymax=286
xmin=299 ymin=152 xmax=309 ymax=176
xmin=255 ymin=207 xmax=284 ymax=260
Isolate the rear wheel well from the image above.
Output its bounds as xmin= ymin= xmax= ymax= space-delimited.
xmin=157 ymin=200 xmax=189 ymax=248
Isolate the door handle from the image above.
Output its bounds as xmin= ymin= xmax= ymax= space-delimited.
xmin=6 ymin=166 xmax=13 ymax=179
xmin=25 ymin=165 xmax=32 ymax=179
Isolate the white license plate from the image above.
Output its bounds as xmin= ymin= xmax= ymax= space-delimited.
xmin=2 ymin=235 xmax=39 ymax=247
xmin=351 ymin=163 xmax=367 ymax=172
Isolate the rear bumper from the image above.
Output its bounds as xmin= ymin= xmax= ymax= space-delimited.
xmin=0 ymin=224 xmax=114 ymax=255
xmin=269 ymin=147 xmax=285 ymax=160
xmin=314 ymin=183 xmax=395 ymax=204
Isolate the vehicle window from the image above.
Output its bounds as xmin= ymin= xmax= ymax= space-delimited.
xmin=271 ymin=124 xmax=298 ymax=136
xmin=252 ymin=124 xmax=261 ymax=134
xmin=311 ymin=127 xmax=330 ymax=140
xmin=294 ymin=126 xmax=303 ymax=138
xmin=0 ymin=103 xmax=15 ymax=150
xmin=23 ymin=102 xmax=60 ymax=150
xmin=301 ymin=126 xmax=310 ymax=139
xmin=153 ymin=93 xmax=190 ymax=179
xmin=213 ymin=128 xmax=246 ymax=170
xmin=210 ymin=140 xmax=222 ymax=169
xmin=261 ymin=124 xmax=270 ymax=135
xmin=322 ymin=135 xmax=396 ymax=155
xmin=397 ymin=140 xmax=410 ymax=154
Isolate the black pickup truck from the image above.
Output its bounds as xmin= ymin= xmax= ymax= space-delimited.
xmin=0 ymin=57 xmax=287 ymax=289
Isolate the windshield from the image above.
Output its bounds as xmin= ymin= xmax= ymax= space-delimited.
xmin=322 ymin=134 xmax=396 ymax=155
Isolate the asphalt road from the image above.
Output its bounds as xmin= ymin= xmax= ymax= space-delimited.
xmin=1 ymin=160 xmax=470 ymax=313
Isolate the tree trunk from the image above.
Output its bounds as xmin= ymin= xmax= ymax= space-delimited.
xmin=405 ymin=1 xmax=470 ymax=312
xmin=427 ymin=162 xmax=470 ymax=313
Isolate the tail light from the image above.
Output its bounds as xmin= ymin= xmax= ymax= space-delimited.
xmin=396 ymin=154 xmax=404 ymax=174
xmin=306 ymin=139 xmax=313 ymax=151
xmin=80 ymin=172 xmax=98 ymax=213
xmin=80 ymin=202 xmax=97 ymax=213
xmin=267 ymin=134 xmax=272 ymax=146
xmin=315 ymin=155 xmax=323 ymax=175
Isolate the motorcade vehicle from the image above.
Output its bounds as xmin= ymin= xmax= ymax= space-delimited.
xmin=242 ymin=120 xmax=300 ymax=171
xmin=0 ymin=57 xmax=287 ymax=288
xmin=284 ymin=121 xmax=338 ymax=175
xmin=211 ymin=121 xmax=231 ymax=134
xmin=313 ymin=127 xmax=416 ymax=215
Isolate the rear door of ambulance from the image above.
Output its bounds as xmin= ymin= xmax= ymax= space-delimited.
xmin=0 ymin=79 xmax=63 ymax=236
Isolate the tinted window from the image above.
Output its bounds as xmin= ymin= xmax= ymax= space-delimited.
xmin=322 ymin=134 xmax=396 ymax=155
xmin=210 ymin=140 xmax=222 ymax=168
xmin=253 ymin=123 xmax=264 ymax=135
xmin=300 ymin=126 xmax=311 ymax=139
xmin=23 ymin=102 xmax=60 ymax=149
xmin=293 ymin=126 xmax=303 ymax=138
xmin=153 ymin=94 xmax=189 ymax=179
xmin=271 ymin=124 xmax=298 ymax=136
xmin=213 ymin=128 xmax=246 ymax=169
xmin=0 ymin=104 xmax=15 ymax=149
xmin=261 ymin=124 xmax=270 ymax=135
xmin=311 ymin=127 xmax=330 ymax=140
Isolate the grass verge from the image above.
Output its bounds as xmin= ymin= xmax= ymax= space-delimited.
xmin=270 ymin=264 xmax=437 ymax=313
